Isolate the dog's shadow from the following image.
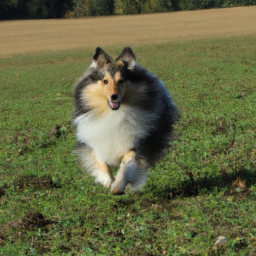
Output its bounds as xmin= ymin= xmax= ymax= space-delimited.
xmin=145 ymin=169 xmax=256 ymax=200
xmin=112 ymin=169 xmax=256 ymax=212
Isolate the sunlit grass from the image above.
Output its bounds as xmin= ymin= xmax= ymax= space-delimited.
xmin=0 ymin=35 xmax=256 ymax=255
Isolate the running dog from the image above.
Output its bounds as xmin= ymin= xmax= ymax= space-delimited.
xmin=73 ymin=47 xmax=178 ymax=195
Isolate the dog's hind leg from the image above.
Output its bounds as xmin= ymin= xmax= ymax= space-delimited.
xmin=111 ymin=151 xmax=148 ymax=195
xmin=78 ymin=147 xmax=114 ymax=188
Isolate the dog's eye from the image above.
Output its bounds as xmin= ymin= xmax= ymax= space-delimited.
xmin=103 ymin=79 xmax=108 ymax=84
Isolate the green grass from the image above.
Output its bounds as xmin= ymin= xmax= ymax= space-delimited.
xmin=0 ymin=35 xmax=256 ymax=255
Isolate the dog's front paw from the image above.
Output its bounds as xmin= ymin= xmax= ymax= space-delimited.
xmin=110 ymin=180 xmax=126 ymax=195
xmin=95 ymin=174 xmax=114 ymax=188
xmin=111 ymin=188 xmax=125 ymax=195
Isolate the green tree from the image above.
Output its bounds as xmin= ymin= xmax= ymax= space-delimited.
xmin=27 ymin=0 xmax=73 ymax=19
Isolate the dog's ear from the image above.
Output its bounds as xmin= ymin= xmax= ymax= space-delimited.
xmin=116 ymin=47 xmax=136 ymax=70
xmin=92 ymin=47 xmax=112 ymax=68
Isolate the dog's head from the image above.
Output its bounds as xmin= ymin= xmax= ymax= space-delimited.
xmin=91 ymin=47 xmax=137 ymax=110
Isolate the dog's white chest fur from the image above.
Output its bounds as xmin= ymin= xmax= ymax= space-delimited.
xmin=74 ymin=106 xmax=155 ymax=166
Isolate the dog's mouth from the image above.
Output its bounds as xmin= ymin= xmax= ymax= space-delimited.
xmin=108 ymin=100 xmax=120 ymax=110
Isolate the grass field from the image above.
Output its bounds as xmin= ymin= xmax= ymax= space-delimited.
xmin=0 ymin=35 xmax=256 ymax=255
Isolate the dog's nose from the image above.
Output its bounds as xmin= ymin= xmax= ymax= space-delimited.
xmin=111 ymin=94 xmax=118 ymax=101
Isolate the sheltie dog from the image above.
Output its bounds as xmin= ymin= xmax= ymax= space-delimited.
xmin=73 ymin=47 xmax=178 ymax=195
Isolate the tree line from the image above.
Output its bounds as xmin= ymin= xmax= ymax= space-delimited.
xmin=0 ymin=0 xmax=255 ymax=20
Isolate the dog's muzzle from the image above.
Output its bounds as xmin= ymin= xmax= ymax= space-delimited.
xmin=108 ymin=94 xmax=120 ymax=110
xmin=108 ymin=100 xmax=120 ymax=110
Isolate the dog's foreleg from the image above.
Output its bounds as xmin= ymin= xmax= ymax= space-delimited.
xmin=92 ymin=154 xmax=115 ymax=188
xmin=78 ymin=147 xmax=114 ymax=188
xmin=111 ymin=151 xmax=148 ymax=195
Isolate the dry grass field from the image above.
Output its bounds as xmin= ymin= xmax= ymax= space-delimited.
xmin=0 ymin=6 xmax=256 ymax=58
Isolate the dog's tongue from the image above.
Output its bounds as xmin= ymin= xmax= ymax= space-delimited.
xmin=109 ymin=101 xmax=119 ymax=109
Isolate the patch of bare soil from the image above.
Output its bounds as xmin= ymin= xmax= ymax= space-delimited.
xmin=0 ymin=6 xmax=256 ymax=57
xmin=14 ymin=211 xmax=53 ymax=231
xmin=14 ymin=174 xmax=57 ymax=190
xmin=0 ymin=211 xmax=55 ymax=253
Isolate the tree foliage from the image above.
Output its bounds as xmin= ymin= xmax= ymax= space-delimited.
xmin=73 ymin=0 xmax=114 ymax=17
xmin=26 ymin=0 xmax=73 ymax=19
xmin=0 ymin=0 xmax=73 ymax=19
xmin=0 ymin=0 xmax=256 ymax=19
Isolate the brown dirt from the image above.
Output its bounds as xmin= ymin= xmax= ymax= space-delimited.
xmin=13 ymin=211 xmax=54 ymax=231
xmin=0 ymin=6 xmax=256 ymax=58
xmin=14 ymin=174 xmax=56 ymax=190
